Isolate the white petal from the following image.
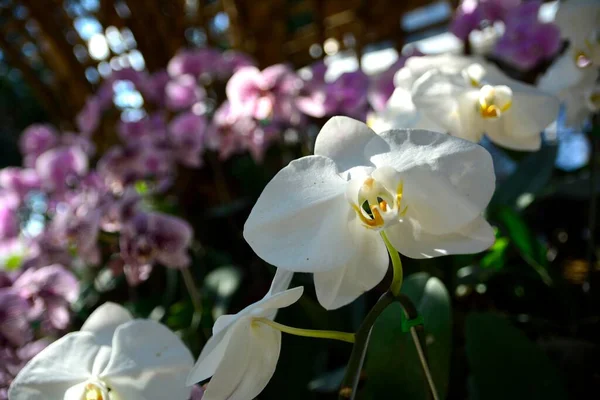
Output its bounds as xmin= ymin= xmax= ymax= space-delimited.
xmin=554 ymin=0 xmax=600 ymax=48
xmin=102 ymin=320 xmax=193 ymax=400
xmin=370 ymin=88 xmax=444 ymax=133
xmin=400 ymin=54 xmax=476 ymax=85
xmin=314 ymin=116 xmax=386 ymax=171
xmin=201 ymin=318 xmax=253 ymax=400
xmin=187 ymin=286 xmax=303 ymax=385
xmin=454 ymin=91 xmax=485 ymax=141
xmin=313 ymin=217 xmax=388 ymax=310
xmin=265 ymin=268 xmax=294 ymax=297
xmin=80 ymin=302 xmax=134 ymax=346
xmin=244 ymin=155 xmax=354 ymax=273
xmin=485 ymin=123 xmax=542 ymax=151
xmin=63 ymin=382 xmax=87 ymax=400
xmin=411 ymin=70 xmax=472 ymax=136
xmin=187 ymin=327 xmax=231 ymax=385
xmin=537 ymin=52 xmax=586 ymax=95
xmin=499 ymin=91 xmax=559 ymax=142
xmin=8 ymin=332 xmax=99 ymax=400
xmin=371 ymin=129 xmax=495 ymax=234
xmin=225 ymin=321 xmax=281 ymax=400
xmin=385 ymin=215 xmax=494 ymax=258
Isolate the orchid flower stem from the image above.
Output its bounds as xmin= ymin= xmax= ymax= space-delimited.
xmin=587 ymin=113 xmax=599 ymax=295
xmin=396 ymin=294 xmax=440 ymax=400
xmin=337 ymin=292 xmax=439 ymax=400
xmin=253 ymin=318 xmax=355 ymax=343
xmin=338 ymin=291 xmax=395 ymax=399
xmin=181 ymin=268 xmax=203 ymax=319
xmin=381 ymin=231 xmax=403 ymax=296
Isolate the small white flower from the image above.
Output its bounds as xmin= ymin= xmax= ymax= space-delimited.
xmin=412 ymin=63 xmax=560 ymax=151
xmin=537 ymin=0 xmax=600 ymax=127
xmin=8 ymin=302 xmax=194 ymax=400
xmin=244 ymin=117 xmax=495 ymax=310
xmin=370 ymin=55 xmax=498 ymax=133
xmin=186 ymin=269 xmax=303 ymax=400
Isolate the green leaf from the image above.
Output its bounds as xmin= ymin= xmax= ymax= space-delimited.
xmin=480 ymin=237 xmax=510 ymax=270
xmin=363 ymin=273 xmax=452 ymax=399
xmin=491 ymin=144 xmax=557 ymax=208
xmin=466 ymin=312 xmax=568 ymax=400
xmin=493 ymin=206 xmax=552 ymax=285
xmin=4 ymin=254 xmax=23 ymax=271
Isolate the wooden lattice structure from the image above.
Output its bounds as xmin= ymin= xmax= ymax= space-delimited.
xmin=0 ymin=0 xmax=454 ymax=125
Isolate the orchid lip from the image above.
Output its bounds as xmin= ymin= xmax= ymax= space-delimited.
xmin=82 ymin=379 xmax=110 ymax=400
xmin=477 ymin=85 xmax=513 ymax=120
xmin=348 ymin=171 xmax=407 ymax=230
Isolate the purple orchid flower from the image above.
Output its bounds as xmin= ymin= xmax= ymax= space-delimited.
xmin=98 ymin=144 xmax=174 ymax=192
xmin=0 ymin=289 xmax=32 ymax=347
xmin=326 ymin=71 xmax=370 ymax=121
xmin=117 ymin=113 xmax=168 ymax=145
xmin=141 ymin=70 xmax=170 ymax=106
xmin=451 ymin=0 xmax=521 ymax=40
xmin=213 ymin=50 xmax=256 ymax=80
xmin=0 ymin=168 xmax=40 ymax=202
xmin=120 ymin=212 xmax=193 ymax=285
xmin=168 ymin=48 xmax=222 ymax=79
xmin=494 ymin=2 xmax=561 ymax=70
xmin=226 ymin=64 xmax=302 ymax=123
xmin=61 ymin=132 xmax=96 ymax=157
xmin=35 ymin=146 xmax=88 ymax=193
xmin=0 ymin=339 xmax=50 ymax=400
xmin=76 ymin=96 xmax=102 ymax=135
xmin=0 ymin=192 xmax=19 ymax=241
xmin=12 ymin=264 xmax=79 ymax=332
xmin=168 ymin=112 xmax=207 ymax=167
xmin=19 ymin=232 xmax=72 ymax=271
xmin=165 ymin=75 xmax=206 ymax=111
xmin=18 ymin=125 xmax=59 ymax=168
xmin=297 ymin=69 xmax=370 ymax=121
xmin=99 ymin=188 xmax=140 ymax=233
xmin=48 ymin=199 xmax=101 ymax=265
xmin=208 ymin=101 xmax=279 ymax=162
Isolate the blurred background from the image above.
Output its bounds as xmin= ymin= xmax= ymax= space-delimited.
xmin=0 ymin=0 xmax=598 ymax=399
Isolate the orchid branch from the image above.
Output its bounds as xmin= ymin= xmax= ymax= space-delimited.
xmin=253 ymin=318 xmax=355 ymax=343
xmin=381 ymin=231 xmax=403 ymax=296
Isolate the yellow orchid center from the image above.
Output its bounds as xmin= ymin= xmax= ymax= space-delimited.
xmin=477 ymin=85 xmax=513 ymax=120
xmin=84 ymin=385 xmax=104 ymax=400
xmin=82 ymin=380 xmax=110 ymax=400
xmin=349 ymin=169 xmax=408 ymax=230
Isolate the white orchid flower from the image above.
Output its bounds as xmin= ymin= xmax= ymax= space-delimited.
xmin=554 ymin=0 xmax=600 ymax=67
xmin=244 ymin=117 xmax=495 ymax=310
xmin=412 ymin=63 xmax=560 ymax=151
xmin=370 ymin=55 xmax=499 ymax=133
xmin=9 ymin=302 xmax=194 ymax=400
xmin=537 ymin=0 xmax=599 ymax=127
xmin=187 ymin=269 xmax=303 ymax=400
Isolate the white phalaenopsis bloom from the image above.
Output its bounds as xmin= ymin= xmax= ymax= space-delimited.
xmin=412 ymin=62 xmax=560 ymax=151
xmin=370 ymin=54 xmax=482 ymax=133
xmin=244 ymin=117 xmax=495 ymax=310
xmin=187 ymin=269 xmax=302 ymax=400
xmin=537 ymin=0 xmax=600 ymax=126
xmin=9 ymin=302 xmax=194 ymax=400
